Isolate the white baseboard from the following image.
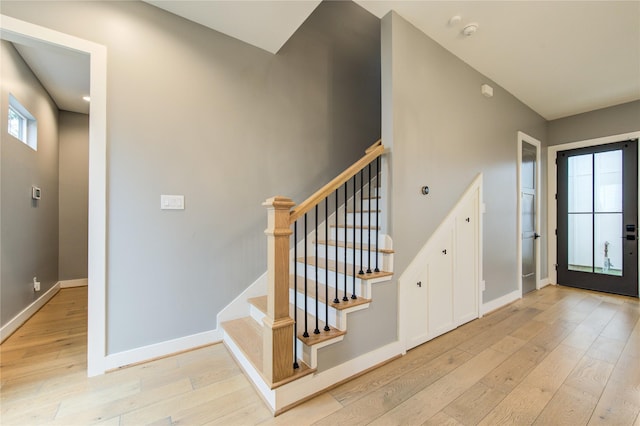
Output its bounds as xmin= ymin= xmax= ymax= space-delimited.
xmin=481 ymin=289 xmax=521 ymax=315
xmin=59 ymin=278 xmax=88 ymax=288
xmin=105 ymin=328 xmax=222 ymax=370
xmin=539 ymin=278 xmax=552 ymax=288
xmin=1 ymin=282 xmax=60 ymax=343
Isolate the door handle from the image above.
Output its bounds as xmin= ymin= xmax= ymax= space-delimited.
xmin=534 ymin=233 xmax=540 ymax=239
xmin=522 ymin=272 xmax=535 ymax=278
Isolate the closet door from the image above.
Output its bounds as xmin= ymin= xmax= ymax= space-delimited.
xmin=454 ymin=193 xmax=479 ymax=326
xmin=427 ymin=228 xmax=454 ymax=337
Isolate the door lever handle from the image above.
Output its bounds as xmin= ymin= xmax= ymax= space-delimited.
xmin=534 ymin=233 xmax=540 ymax=239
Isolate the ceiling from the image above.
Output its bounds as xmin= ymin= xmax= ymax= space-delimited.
xmin=6 ymin=1 xmax=638 ymax=120
xmin=11 ymin=40 xmax=90 ymax=114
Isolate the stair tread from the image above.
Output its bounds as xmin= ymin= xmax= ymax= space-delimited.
xmin=315 ymin=239 xmax=394 ymax=254
xmin=249 ymin=296 xmax=347 ymax=345
xmin=222 ymin=317 xmax=315 ymax=389
xmin=289 ymin=275 xmax=372 ymax=310
xmin=222 ymin=317 xmax=263 ymax=371
xmin=297 ymin=257 xmax=394 ymax=280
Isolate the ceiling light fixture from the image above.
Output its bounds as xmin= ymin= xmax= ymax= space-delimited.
xmin=83 ymin=95 xmax=91 ymax=102
xmin=462 ymin=23 xmax=479 ymax=37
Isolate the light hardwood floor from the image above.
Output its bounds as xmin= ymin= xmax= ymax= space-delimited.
xmin=1 ymin=285 xmax=638 ymax=425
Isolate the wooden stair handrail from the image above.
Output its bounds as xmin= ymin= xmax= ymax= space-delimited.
xmin=290 ymin=140 xmax=384 ymax=223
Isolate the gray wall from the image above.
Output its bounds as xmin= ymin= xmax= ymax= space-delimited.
xmin=58 ymin=111 xmax=89 ymax=281
xmin=1 ymin=40 xmax=59 ymax=325
xmin=383 ymin=12 xmax=548 ymax=303
xmin=548 ymin=100 xmax=640 ymax=146
xmin=0 ymin=1 xmax=381 ymax=353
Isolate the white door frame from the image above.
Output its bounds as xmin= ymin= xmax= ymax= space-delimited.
xmin=517 ymin=132 xmax=541 ymax=296
xmin=0 ymin=15 xmax=108 ymax=376
xmin=547 ymin=131 xmax=640 ymax=297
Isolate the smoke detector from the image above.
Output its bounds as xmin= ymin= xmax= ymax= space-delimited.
xmin=462 ymin=23 xmax=479 ymax=36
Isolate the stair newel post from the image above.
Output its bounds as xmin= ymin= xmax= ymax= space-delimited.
xmin=262 ymin=196 xmax=296 ymax=383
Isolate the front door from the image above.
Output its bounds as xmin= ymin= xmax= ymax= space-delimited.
xmin=557 ymin=139 xmax=638 ymax=297
xmin=522 ymin=142 xmax=538 ymax=294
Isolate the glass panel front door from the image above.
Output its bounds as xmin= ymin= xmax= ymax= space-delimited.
xmin=557 ymin=139 xmax=638 ymax=297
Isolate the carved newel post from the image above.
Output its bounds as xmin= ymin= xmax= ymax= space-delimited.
xmin=262 ymin=196 xmax=296 ymax=384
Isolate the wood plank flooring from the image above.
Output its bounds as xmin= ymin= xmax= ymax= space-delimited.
xmin=1 ymin=285 xmax=638 ymax=425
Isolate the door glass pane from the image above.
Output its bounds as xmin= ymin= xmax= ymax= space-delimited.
xmin=568 ymin=154 xmax=593 ymax=213
xmin=568 ymin=213 xmax=593 ymax=272
xmin=522 ymin=193 xmax=534 ymax=233
xmin=522 ymin=143 xmax=536 ymax=190
xmin=594 ymin=150 xmax=622 ymax=213
xmin=595 ymin=213 xmax=623 ymax=276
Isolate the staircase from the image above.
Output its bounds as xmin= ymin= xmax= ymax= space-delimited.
xmin=221 ymin=141 xmax=397 ymax=414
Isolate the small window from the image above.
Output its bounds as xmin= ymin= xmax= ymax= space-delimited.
xmin=7 ymin=94 xmax=37 ymax=150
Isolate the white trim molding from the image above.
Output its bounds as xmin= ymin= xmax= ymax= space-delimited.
xmin=105 ymin=329 xmax=222 ymax=371
xmin=59 ymin=278 xmax=88 ymax=288
xmin=481 ymin=289 xmax=520 ymax=316
xmin=0 ymin=283 xmax=60 ymax=343
xmin=547 ymin=131 xmax=640 ymax=296
xmin=0 ymin=14 xmax=109 ymax=377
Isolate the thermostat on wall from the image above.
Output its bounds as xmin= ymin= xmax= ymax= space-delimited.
xmin=32 ymin=186 xmax=41 ymax=200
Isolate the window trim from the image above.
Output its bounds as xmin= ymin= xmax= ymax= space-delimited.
xmin=7 ymin=94 xmax=37 ymax=150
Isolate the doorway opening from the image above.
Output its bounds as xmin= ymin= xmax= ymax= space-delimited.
xmin=517 ymin=132 xmax=541 ymax=296
xmin=0 ymin=15 xmax=107 ymax=376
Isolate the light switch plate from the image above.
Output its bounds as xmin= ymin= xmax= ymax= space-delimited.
xmin=161 ymin=195 xmax=184 ymax=210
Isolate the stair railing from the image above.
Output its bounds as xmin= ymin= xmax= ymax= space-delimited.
xmin=263 ymin=140 xmax=384 ymax=384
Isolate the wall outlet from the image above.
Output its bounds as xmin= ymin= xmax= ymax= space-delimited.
xmin=33 ymin=277 xmax=40 ymax=292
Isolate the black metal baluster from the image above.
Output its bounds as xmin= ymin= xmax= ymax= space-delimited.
xmin=375 ymin=156 xmax=380 ymax=273
xmin=314 ymin=205 xmax=320 ymax=335
xmin=334 ymin=189 xmax=339 ymax=304
xmin=324 ymin=198 xmax=330 ymax=331
xmin=343 ymin=181 xmax=348 ymax=302
xmin=359 ymin=169 xmax=364 ymax=276
xmin=293 ymin=222 xmax=299 ymax=369
xmin=303 ymin=213 xmax=309 ymax=338
xmin=367 ymin=163 xmax=372 ymax=274
xmin=352 ymin=174 xmax=358 ymax=300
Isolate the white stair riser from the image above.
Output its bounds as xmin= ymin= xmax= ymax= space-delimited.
xmin=295 ymin=263 xmax=369 ymax=293
xmin=344 ymin=211 xmax=381 ymax=226
xmin=290 ymin=289 xmax=339 ymax=329
xmin=330 ymin=227 xmax=378 ymax=244
xmin=359 ymin=198 xmax=381 ymax=211
xmin=317 ymin=244 xmax=386 ymax=267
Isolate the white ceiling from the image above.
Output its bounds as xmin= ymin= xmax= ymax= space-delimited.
xmin=354 ymin=1 xmax=640 ymax=120
xmin=143 ymin=0 xmax=322 ymax=54
xmin=11 ymin=41 xmax=90 ymax=114
xmin=6 ymin=1 xmax=639 ymax=120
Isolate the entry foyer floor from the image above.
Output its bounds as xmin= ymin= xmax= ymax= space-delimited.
xmin=1 ymin=285 xmax=638 ymax=425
